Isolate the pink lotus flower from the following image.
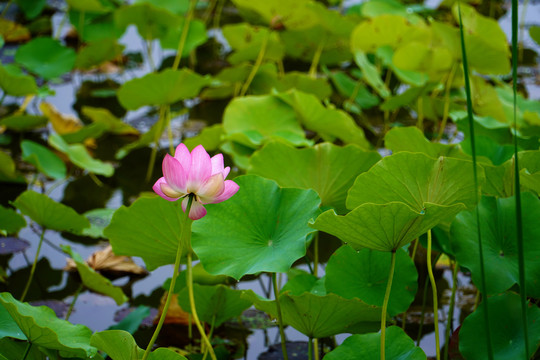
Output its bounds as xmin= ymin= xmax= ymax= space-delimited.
xmin=153 ymin=144 xmax=239 ymax=220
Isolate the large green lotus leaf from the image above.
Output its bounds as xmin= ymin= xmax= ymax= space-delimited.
xmin=276 ymin=71 xmax=332 ymax=101
xmin=14 ymin=0 xmax=47 ymax=19
xmin=114 ymin=2 xmax=179 ymax=40
xmin=0 ymin=205 xmax=26 ymax=235
xmin=376 ymin=46 xmax=428 ymax=87
xmin=350 ymin=15 xmax=429 ymax=54
xmin=232 ymin=0 xmax=318 ymax=30
xmin=242 ymin=290 xmax=381 ymax=338
xmin=0 ymin=303 xmax=25 ymax=340
xmin=311 ymin=202 xmax=461 ymax=251
xmin=450 ymin=194 xmax=540 ymax=297
xmin=460 ymin=135 xmax=514 ymax=166
xmin=459 ymin=292 xmax=540 ymax=360
xmin=160 ymin=18 xmax=207 ymax=56
xmin=248 ymin=141 xmax=380 ymax=214
xmin=276 ymin=90 xmax=370 ymax=148
xmin=392 ymin=41 xmax=453 ymax=82
xmin=104 ymin=196 xmax=187 ymax=271
xmin=75 ymin=39 xmax=125 ymax=70
xmin=21 ymin=140 xmax=67 ymax=180
xmin=0 ymin=292 xmax=97 ymax=358
xmin=62 ymin=245 xmax=128 ymax=305
xmin=531 ymin=26 xmax=540 ymax=46
xmin=359 ymin=0 xmax=424 ymax=24
xmin=0 ymin=64 xmax=38 ymax=96
xmin=117 ymin=68 xmax=212 ymax=110
xmin=12 ymin=190 xmax=89 ymax=233
xmin=347 ymin=152 xmax=483 ymax=214
xmin=15 ymin=37 xmax=76 ymax=80
xmin=82 ymin=107 xmax=139 ymax=135
xmin=0 ymin=338 xmax=45 ymax=360
xmin=222 ymin=23 xmax=284 ymax=64
xmin=66 ymin=0 xmax=113 ymax=12
xmin=385 ymin=127 xmax=468 ymax=159
xmin=222 ymin=95 xmax=312 ymax=149
xmin=91 ymin=330 xmax=188 ymax=360
xmin=352 ymin=51 xmax=390 ymax=98
xmin=0 ymin=115 xmax=47 ymax=131
xmin=81 ymin=208 xmax=115 ymax=238
xmin=326 ymin=70 xmax=379 ymax=109
xmin=177 ymin=284 xmax=252 ymax=327
xmin=183 ymin=124 xmax=224 ymax=152
xmin=325 ymin=326 xmax=426 ymax=360
xmin=135 ymin=0 xmax=190 ymax=15
xmin=69 ymin=11 xmax=124 ymax=42
xmin=451 ymin=3 xmax=510 ymax=75
xmin=191 ymin=175 xmax=320 ymax=279
xmin=48 ymin=134 xmax=114 ymax=176
xmin=325 ymin=246 xmax=417 ymax=316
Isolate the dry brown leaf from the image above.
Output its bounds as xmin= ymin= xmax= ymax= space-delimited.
xmin=0 ymin=19 xmax=31 ymax=43
xmin=65 ymin=245 xmax=148 ymax=276
xmin=155 ymin=292 xmax=191 ymax=325
xmin=40 ymin=102 xmax=83 ymax=135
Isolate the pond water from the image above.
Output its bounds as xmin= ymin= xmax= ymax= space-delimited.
xmin=1 ymin=0 xmax=539 ymax=359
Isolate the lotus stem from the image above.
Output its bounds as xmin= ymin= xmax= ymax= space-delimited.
xmin=308 ymin=336 xmax=313 ymax=360
xmin=272 ymin=272 xmax=289 ymax=360
xmin=141 ymin=196 xmax=193 ymax=360
xmin=172 ymin=0 xmax=197 ymax=71
xmin=314 ymin=338 xmax=320 ymax=360
xmin=20 ymin=227 xmax=45 ymax=302
xmin=416 ymin=276 xmax=430 ymax=346
xmin=309 ymin=37 xmax=326 ymax=78
xmin=313 ymin=232 xmax=319 ymax=277
xmin=443 ymin=261 xmax=459 ymax=360
xmin=65 ymin=284 xmax=84 ymax=321
xmin=416 ymin=96 xmax=424 ymax=131
xmin=437 ymin=64 xmax=457 ymax=141
xmin=187 ymin=252 xmax=216 ymax=360
xmin=402 ymin=238 xmax=420 ymax=329
xmin=240 ymin=33 xmax=268 ymax=97
xmin=21 ymin=342 xmax=32 ymax=360
xmin=426 ymin=230 xmax=441 ymax=360
xmin=380 ymin=250 xmax=396 ymax=360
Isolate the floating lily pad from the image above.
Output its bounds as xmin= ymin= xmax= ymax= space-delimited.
xmin=222 ymin=23 xmax=284 ymax=64
xmin=459 ymin=292 xmax=540 ymax=360
xmin=114 ymin=2 xmax=179 ymax=40
xmin=105 ymin=196 xmax=188 ymax=271
xmin=0 ymin=205 xmax=26 ymax=235
xmin=325 ymin=246 xmax=417 ymax=316
xmin=15 ymin=37 xmax=76 ymax=80
xmin=48 ymin=133 xmax=114 ymax=176
xmin=12 ymin=190 xmax=89 ymax=233
xmin=0 ymin=64 xmax=38 ymax=96
xmin=62 ymin=246 xmax=128 ymax=305
xmin=117 ymin=68 xmax=212 ymax=110
xmin=192 ymin=175 xmax=320 ymax=279
xmin=243 ymin=290 xmax=381 ymax=338
xmin=75 ymin=39 xmax=125 ymax=70
xmin=177 ymin=284 xmax=252 ymax=327
xmin=0 ymin=115 xmax=47 ymax=132
xmin=0 ymin=292 xmax=97 ymax=358
xmin=21 ymin=140 xmax=67 ymax=180
xmin=222 ymin=95 xmax=312 ymax=149
xmin=450 ymin=194 xmax=540 ymax=297
xmin=248 ymin=141 xmax=380 ymax=213
xmin=325 ymin=326 xmax=426 ymax=360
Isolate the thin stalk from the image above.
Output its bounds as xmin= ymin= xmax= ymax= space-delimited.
xmin=172 ymin=0 xmax=197 ymax=71
xmin=402 ymin=239 xmax=420 ymax=330
xmin=54 ymin=12 xmax=68 ymax=40
xmin=240 ymin=33 xmax=268 ymax=96
xmin=437 ymin=64 xmax=457 ymax=141
xmin=89 ymin=172 xmax=103 ymax=187
xmin=313 ymin=232 xmax=319 ymax=277
xmin=314 ymin=338 xmax=320 ymax=360
xmin=511 ymin=0 xmax=529 ymax=357
xmin=1 ymin=0 xmax=13 ymax=17
xmin=146 ymin=39 xmax=156 ymax=72
xmin=20 ymin=228 xmax=46 ymax=302
xmin=380 ymin=250 xmax=397 ymax=360
xmin=443 ymin=261 xmax=459 ymax=360
xmin=272 ymin=273 xmax=289 ymax=360
xmin=458 ymin=2 xmax=493 ymax=359
xmin=65 ymin=284 xmax=84 ymax=321
xmin=166 ymin=106 xmax=174 ymax=155
xmin=416 ymin=276 xmax=430 ymax=346
xmin=416 ymin=96 xmax=424 ymax=131
xmin=309 ymin=37 xmax=326 ymax=78
xmin=426 ymin=230 xmax=441 ymax=360
xmin=308 ymin=336 xmax=313 ymax=360
xmin=21 ymin=342 xmax=32 ymax=360
xmin=141 ymin=196 xmax=193 ymax=360
xmin=212 ymin=0 xmax=225 ymax=34
xmin=202 ymin=0 xmax=217 ymax=25
xmin=187 ymin=252 xmax=217 ymax=360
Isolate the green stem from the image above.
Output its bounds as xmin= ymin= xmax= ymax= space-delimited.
xmin=443 ymin=261 xmax=459 ymax=360
xmin=21 ymin=342 xmax=32 ymax=360
xmin=313 ymin=232 xmax=319 ymax=278
xmin=308 ymin=336 xmax=313 ymax=360
xmin=273 ymin=273 xmax=289 ymax=360
xmin=426 ymin=230 xmax=440 ymax=360
xmin=20 ymin=228 xmax=46 ymax=302
xmin=54 ymin=11 xmax=68 ymax=40
xmin=65 ymin=284 xmax=84 ymax=321
xmin=380 ymin=250 xmax=396 ymax=360
xmin=187 ymin=252 xmax=216 ymax=360
xmin=402 ymin=239 xmax=420 ymax=329
xmin=416 ymin=96 xmax=424 ymax=131
xmin=165 ymin=106 xmax=174 ymax=155
xmin=309 ymin=37 xmax=326 ymax=78
xmin=511 ymin=0 xmax=529 ymax=356
xmin=172 ymin=0 xmax=197 ymax=71
xmin=314 ymin=338 xmax=320 ymax=360
xmin=240 ymin=33 xmax=268 ymax=96
xmin=416 ymin=276 xmax=430 ymax=346
xmin=458 ymin=2 xmax=494 ymax=359
xmin=437 ymin=64 xmax=457 ymax=141
xmin=141 ymin=196 xmax=193 ymax=360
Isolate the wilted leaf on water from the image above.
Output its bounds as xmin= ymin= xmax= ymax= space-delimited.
xmin=65 ymin=245 xmax=147 ymax=277
xmin=0 ymin=292 xmax=97 ymax=358
xmin=21 ymin=140 xmax=67 ymax=180
xmin=40 ymin=102 xmax=84 ymax=135
xmin=82 ymin=107 xmax=139 ymax=135
xmin=0 ymin=19 xmax=30 ymax=42
xmin=12 ymin=190 xmax=90 ymax=233
xmin=62 ymin=245 xmax=128 ymax=305
xmin=15 ymin=37 xmax=76 ymax=80
xmin=0 ymin=205 xmax=26 ymax=235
